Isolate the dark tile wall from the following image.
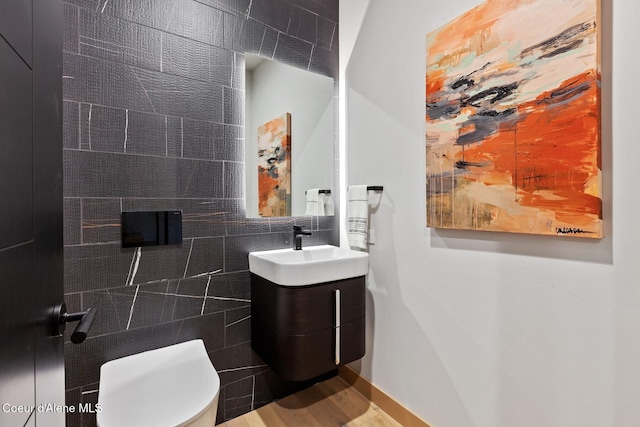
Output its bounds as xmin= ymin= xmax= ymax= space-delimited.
xmin=62 ymin=0 xmax=338 ymax=425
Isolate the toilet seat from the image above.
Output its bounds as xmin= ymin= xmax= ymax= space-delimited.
xmin=97 ymin=339 xmax=220 ymax=427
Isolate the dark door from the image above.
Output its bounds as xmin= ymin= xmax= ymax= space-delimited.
xmin=0 ymin=1 xmax=64 ymax=426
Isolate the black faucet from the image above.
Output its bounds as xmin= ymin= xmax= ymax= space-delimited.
xmin=293 ymin=225 xmax=312 ymax=250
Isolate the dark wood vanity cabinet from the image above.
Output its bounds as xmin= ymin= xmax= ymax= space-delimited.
xmin=251 ymin=274 xmax=366 ymax=381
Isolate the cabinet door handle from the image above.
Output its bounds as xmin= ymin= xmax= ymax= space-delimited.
xmin=335 ymin=289 xmax=340 ymax=365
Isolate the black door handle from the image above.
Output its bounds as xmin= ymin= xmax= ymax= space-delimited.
xmin=52 ymin=303 xmax=97 ymax=344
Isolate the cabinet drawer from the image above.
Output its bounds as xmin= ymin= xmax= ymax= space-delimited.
xmin=268 ymin=317 xmax=366 ymax=382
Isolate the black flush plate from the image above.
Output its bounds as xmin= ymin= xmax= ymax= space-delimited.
xmin=121 ymin=211 xmax=182 ymax=248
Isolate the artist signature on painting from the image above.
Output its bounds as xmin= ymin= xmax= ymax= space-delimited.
xmin=555 ymin=227 xmax=589 ymax=235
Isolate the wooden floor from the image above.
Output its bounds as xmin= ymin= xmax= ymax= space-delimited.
xmin=220 ymin=376 xmax=403 ymax=427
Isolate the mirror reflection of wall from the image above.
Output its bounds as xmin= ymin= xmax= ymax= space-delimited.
xmin=245 ymin=54 xmax=335 ymax=217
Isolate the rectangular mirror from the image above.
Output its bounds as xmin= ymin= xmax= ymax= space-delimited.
xmin=245 ymin=54 xmax=335 ymax=217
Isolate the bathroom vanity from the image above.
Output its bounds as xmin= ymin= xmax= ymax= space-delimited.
xmin=249 ymin=245 xmax=368 ymax=381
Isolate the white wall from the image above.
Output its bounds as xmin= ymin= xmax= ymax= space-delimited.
xmin=342 ymin=0 xmax=640 ymax=426
xmin=246 ymin=58 xmax=334 ymax=217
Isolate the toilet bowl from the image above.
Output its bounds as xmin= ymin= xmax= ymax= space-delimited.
xmin=96 ymin=339 xmax=220 ymax=427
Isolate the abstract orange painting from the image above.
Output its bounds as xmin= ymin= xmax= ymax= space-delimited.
xmin=426 ymin=0 xmax=602 ymax=238
xmin=258 ymin=112 xmax=291 ymax=217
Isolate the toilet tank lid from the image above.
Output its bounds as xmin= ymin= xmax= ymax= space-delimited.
xmin=97 ymin=339 xmax=220 ymax=427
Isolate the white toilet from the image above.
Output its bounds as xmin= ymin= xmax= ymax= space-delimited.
xmin=96 ymin=339 xmax=221 ymax=427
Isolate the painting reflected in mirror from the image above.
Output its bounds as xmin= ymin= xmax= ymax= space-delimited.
xmin=245 ymin=54 xmax=334 ymax=217
xmin=257 ymin=112 xmax=291 ymax=217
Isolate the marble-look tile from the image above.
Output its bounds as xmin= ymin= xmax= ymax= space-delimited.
xmin=222 ymin=200 xmax=256 ymax=235
xmin=118 ymin=274 xmax=235 ymax=332
xmin=224 ymin=199 xmax=271 ymax=236
xmin=273 ymin=32 xmax=313 ymax=70
xmin=258 ymin=26 xmax=279 ymax=59
xmin=92 ymin=0 xmax=225 ymax=48
xmin=309 ymin=43 xmax=338 ymax=79
xmin=64 ymin=382 xmax=101 ymax=427
xmin=126 ymin=280 xmax=178 ymax=328
xmin=65 ymin=387 xmax=81 ymax=427
xmin=249 ymin=0 xmax=292 ymax=33
xmin=64 ymin=243 xmax=132 ymax=293
xmin=225 ymin=306 xmax=251 ymax=347
xmin=223 ymin=86 xmax=243 ymax=125
xmin=165 ymin=1 xmax=225 ymax=47
xmin=166 ymin=116 xmax=184 ymax=158
xmin=79 ymin=8 xmax=162 ymax=72
xmin=82 ymin=198 xmax=121 ymax=244
xmin=64 ymin=198 xmax=82 ymax=245
xmin=125 ymin=110 xmax=169 ymax=156
xmin=223 ymin=161 xmax=244 ymax=199
xmin=203 ymin=271 xmax=251 ymax=314
xmin=182 ymin=119 xmax=216 ymax=161
xmin=197 ymin=0 xmax=251 ymax=16
xmin=79 ymin=103 xmax=126 ymax=152
xmin=208 ymin=342 xmax=270 ymax=385
xmin=133 ymin=66 xmax=225 ymax=122
xmin=162 ymin=32 xmax=211 ymax=83
xmin=63 ymin=53 xmax=157 ymax=113
xmin=317 ymin=15 xmax=337 ymax=50
xmin=80 ymin=383 xmax=100 ymax=427
xmin=81 ymin=287 xmax=135 ymax=336
xmin=297 ymin=0 xmax=339 ymax=22
xmin=184 ymin=237 xmax=224 ymax=277
xmin=63 ymin=101 xmax=80 ymax=149
xmin=302 ymin=229 xmax=334 ymax=247
xmin=288 ymin=5 xmax=318 ymax=45
xmin=224 ymin=375 xmax=254 ymax=420
xmin=268 ymin=215 xmax=312 ymax=234
xmin=63 ymin=3 xmax=79 ymax=54
xmin=170 ymin=277 xmax=210 ymax=320
xmin=175 ymin=312 xmax=226 ymax=350
xmin=129 ymin=243 xmax=193 ymax=285
xmin=230 ymin=51 xmax=244 ymax=89
xmin=210 ymin=46 xmax=235 ymax=86
xmin=315 ymin=214 xmax=336 ymax=231
xmin=64 ymin=241 xmax=194 ymax=293
xmin=223 ymin=232 xmax=291 ymax=273
xmin=63 ymin=150 xmax=224 ymax=199
xmin=214 ymin=124 xmax=244 ymax=161
xmin=222 ymin=13 xmax=245 ymax=53
xmin=92 ymin=0 xmax=176 ymax=32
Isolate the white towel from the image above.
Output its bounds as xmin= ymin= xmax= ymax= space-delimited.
xmin=347 ymin=185 xmax=368 ymax=249
xmin=321 ymin=193 xmax=335 ymax=216
xmin=305 ymin=189 xmax=324 ymax=216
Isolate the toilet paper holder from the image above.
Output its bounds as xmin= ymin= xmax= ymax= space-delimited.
xmin=52 ymin=302 xmax=97 ymax=344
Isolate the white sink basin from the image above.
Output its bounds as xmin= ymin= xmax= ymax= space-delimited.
xmin=248 ymin=245 xmax=369 ymax=286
